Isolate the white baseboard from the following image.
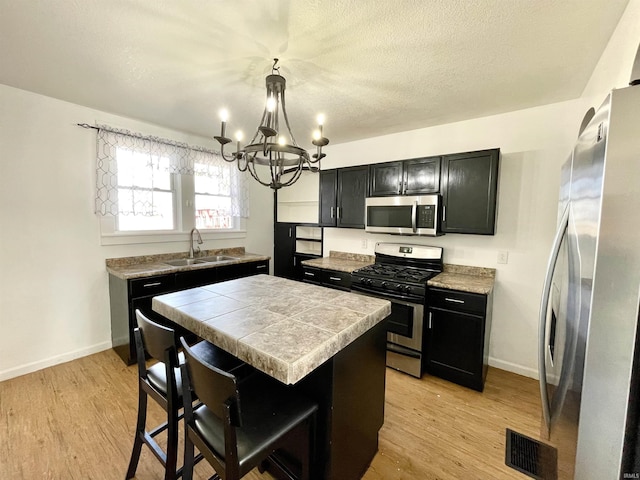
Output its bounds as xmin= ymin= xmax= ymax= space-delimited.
xmin=488 ymin=356 xmax=539 ymax=380
xmin=0 ymin=341 xmax=112 ymax=382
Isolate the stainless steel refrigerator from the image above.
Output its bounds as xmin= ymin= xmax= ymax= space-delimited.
xmin=538 ymin=82 xmax=640 ymax=479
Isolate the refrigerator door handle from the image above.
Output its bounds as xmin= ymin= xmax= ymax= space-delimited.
xmin=538 ymin=203 xmax=570 ymax=435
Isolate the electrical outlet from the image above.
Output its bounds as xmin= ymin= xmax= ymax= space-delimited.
xmin=361 ymin=238 xmax=368 ymax=249
xmin=497 ymin=250 xmax=509 ymax=264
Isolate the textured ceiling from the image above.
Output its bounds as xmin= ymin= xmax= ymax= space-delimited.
xmin=0 ymin=0 xmax=630 ymax=146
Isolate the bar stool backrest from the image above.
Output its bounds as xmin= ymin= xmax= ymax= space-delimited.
xmin=181 ymin=338 xmax=243 ymax=427
xmin=136 ymin=311 xmax=179 ymax=368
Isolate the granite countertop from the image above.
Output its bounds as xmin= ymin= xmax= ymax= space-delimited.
xmin=303 ymin=252 xmax=496 ymax=295
xmin=153 ymin=274 xmax=390 ymax=385
xmin=301 ymin=250 xmax=374 ymax=273
xmin=428 ymin=264 xmax=496 ymax=295
xmin=106 ymin=247 xmax=271 ymax=280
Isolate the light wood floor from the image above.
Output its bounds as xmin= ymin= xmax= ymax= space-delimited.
xmin=0 ymin=349 xmax=542 ymax=479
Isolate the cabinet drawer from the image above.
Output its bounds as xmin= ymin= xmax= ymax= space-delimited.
xmin=302 ymin=266 xmax=323 ymax=284
xmin=130 ymin=274 xmax=176 ymax=298
xmin=245 ymin=260 xmax=269 ymax=275
xmin=324 ymin=270 xmax=352 ymax=290
xmin=428 ymin=287 xmax=486 ymax=315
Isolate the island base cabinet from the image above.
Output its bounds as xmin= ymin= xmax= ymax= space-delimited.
xmin=264 ymin=320 xmax=387 ymax=480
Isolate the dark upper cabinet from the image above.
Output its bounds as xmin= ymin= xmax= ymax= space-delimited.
xmin=319 ymin=170 xmax=337 ymax=226
xmin=440 ymin=149 xmax=499 ymax=235
xmin=369 ymin=157 xmax=441 ymax=197
xmin=319 ymin=166 xmax=368 ymax=229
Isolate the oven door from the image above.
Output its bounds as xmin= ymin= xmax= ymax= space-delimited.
xmin=387 ymin=299 xmax=424 ymax=351
xmin=353 ymin=286 xmax=425 ymax=377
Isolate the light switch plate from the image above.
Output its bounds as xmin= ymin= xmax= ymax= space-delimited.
xmin=497 ymin=251 xmax=509 ymax=264
xmin=361 ymin=238 xmax=368 ymax=249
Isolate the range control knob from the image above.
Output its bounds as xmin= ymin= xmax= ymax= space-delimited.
xmin=380 ymin=281 xmax=388 ymax=288
xmin=362 ymin=278 xmax=372 ymax=286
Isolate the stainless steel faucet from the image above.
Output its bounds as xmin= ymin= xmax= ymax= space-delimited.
xmin=189 ymin=228 xmax=203 ymax=258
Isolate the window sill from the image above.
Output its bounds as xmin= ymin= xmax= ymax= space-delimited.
xmin=100 ymin=229 xmax=247 ymax=246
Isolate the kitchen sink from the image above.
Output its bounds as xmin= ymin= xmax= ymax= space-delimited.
xmin=197 ymin=255 xmax=237 ymax=263
xmin=163 ymin=255 xmax=237 ymax=267
xmin=163 ymin=258 xmax=208 ymax=266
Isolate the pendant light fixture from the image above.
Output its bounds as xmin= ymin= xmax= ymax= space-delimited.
xmin=213 ymin=58 xmax=329 ymax=190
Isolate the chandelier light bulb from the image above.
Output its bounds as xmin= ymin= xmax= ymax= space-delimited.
xmin=219 ymin=108 xmax=229 ymax=122
xmin=235 ymin=130 xmax=244 ymax=142
xmin=266 ymin=96 xmax=276 ymax=112
xmin=313 ymin=130 xmax=322 ymax=141
xmin=278 ymin=136 xmax=286 ymax=146
xmin=316 ymin=113 xmax=325 ymax=126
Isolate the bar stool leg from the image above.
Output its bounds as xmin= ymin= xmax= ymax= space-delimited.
xmin=126 ymin=384 xmax=148 ymax=479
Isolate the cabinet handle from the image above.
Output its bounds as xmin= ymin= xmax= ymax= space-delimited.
xmin=445 ymin=297 xmax=465 ymax=304
xmin=256 ymin=265 xmax=267 ymax=269
xmin=329 ymin=276 xmax=341 ymax=281
xmin=330 ymin=207 xmax=334 ymax=219
xmin=442 ymin=205 xmax=446 ymax=222
xmin=289 ymin=227 xmax=292 ymax=238
xmin=143 ymin=282 xmax=162 ymax=288
xmin=294 ymin=257 xmax=297 ymax=266
xmin=304 ymin=272 xmax=315 ymax=277
xmin=337 ymin=207 xmax=341 ymax=219
xmin=428 ymin=312 xmax=432 ymax=329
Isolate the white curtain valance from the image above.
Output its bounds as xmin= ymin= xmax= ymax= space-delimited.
xmin=94 ymin=124 xmax=249 ymax=218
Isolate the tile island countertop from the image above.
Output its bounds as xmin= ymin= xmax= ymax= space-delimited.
xmin=152 ymin=274 xmax=391 ymax=385
xmin=106 ymin=247 xmax=270 ymax=280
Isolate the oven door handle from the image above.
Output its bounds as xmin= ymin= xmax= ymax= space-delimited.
xmin=411 ymin=200 xmax=418 ymax=233
xmin=352 ymin=285 xmax=422 ymax=304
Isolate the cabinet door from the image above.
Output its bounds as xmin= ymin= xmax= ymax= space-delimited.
xmin=337 ymin=166 xmax=368 ymax=229
xmin=426 ymin=307 xmax=485 ymax=391
xmin=274 ymin=223 xmax=296 ymax=279
xmin=319 ymin=170 xmax=337 ymax=227
xmin=404 ymin=156 xmax=441 ymax=195
xmin=441 ymin=149 xmax=499 ymax=234
xmin=369 ymin=161 xmax=403 ymax=196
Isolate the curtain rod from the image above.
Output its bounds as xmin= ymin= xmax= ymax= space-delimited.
xmin=76 ymin=122 xmax=221 ymax=156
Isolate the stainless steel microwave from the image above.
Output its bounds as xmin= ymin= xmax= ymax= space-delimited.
xmin=365 ymin=194 xmax=442 ymax=236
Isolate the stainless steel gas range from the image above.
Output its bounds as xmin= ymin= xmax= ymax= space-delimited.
xmin=351 ymin=243 xmax=443 ymax=377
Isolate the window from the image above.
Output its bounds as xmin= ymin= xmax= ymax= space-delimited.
xmin=194 ymin=162 xmax=232 ymax=229
xmin=115 ymin=147 xmax=175 ymax=231
xmin=94 ymin=124 xmax=249 ymax=239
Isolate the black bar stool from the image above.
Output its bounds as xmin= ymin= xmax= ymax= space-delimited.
xmin=125 ymin=309 xmax=247 ymax=480
xmin=179 ymin=336 xmax=318 ymax=480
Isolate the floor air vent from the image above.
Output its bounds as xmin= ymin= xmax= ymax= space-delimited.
xmin=505 ymin=428 xmax=557 ymax=480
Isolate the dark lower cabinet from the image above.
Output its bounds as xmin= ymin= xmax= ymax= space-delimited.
xmin=274 ymin=222 xmax=297 ymax=279
xmin=301 ymin=266 xmax=351 ymax=291
xmin=109 ymin=259 xmax=269 ymax=365
xmin=441 ymin=148 xmax=500 ymax=235
xmin=425 ymin=287 xmax=492 ymax=391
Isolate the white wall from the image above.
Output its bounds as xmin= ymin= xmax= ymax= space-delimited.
xmin=0 ymin=85 xmax=273 ymax=381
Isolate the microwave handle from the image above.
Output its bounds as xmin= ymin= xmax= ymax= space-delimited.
xmin=411 ymin=200 xmax=417 ymax=233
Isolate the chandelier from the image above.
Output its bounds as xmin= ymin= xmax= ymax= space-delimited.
xmin=213 ymin=58 xmax=329 ymax=190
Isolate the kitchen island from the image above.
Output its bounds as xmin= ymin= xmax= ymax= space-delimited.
xmin=152 ymin=274 xmax=391 ymax=480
